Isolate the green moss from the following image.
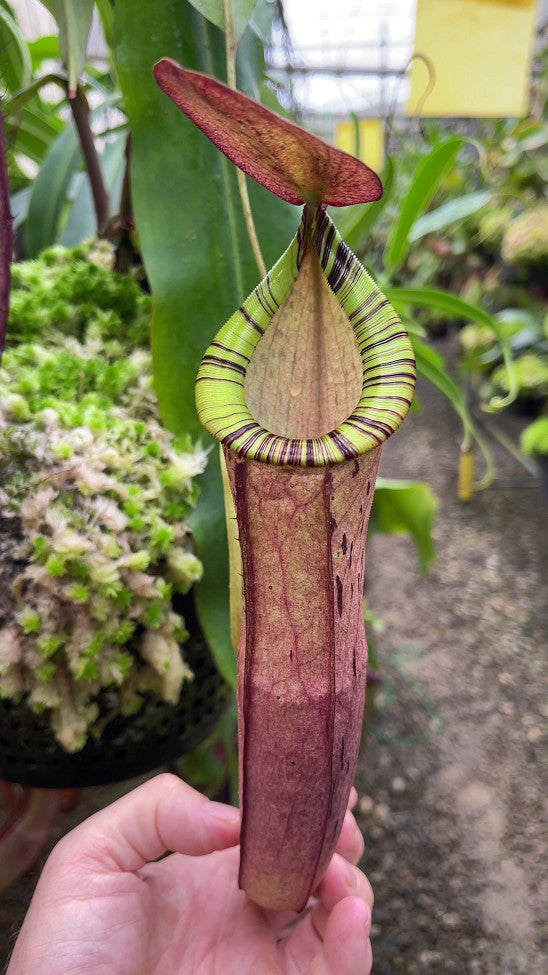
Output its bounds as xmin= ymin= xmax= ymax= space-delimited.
xmin=20 ymin=610 xmax=41 ymax=634
xmin=7 ymin=244 xmax=151 ymax=346
xmin=0 ymin=243 xmax=209 ymax=753
xmin=37 ymin=634 xmax=65 ymax=658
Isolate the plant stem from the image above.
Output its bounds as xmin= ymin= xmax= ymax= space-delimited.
xmin=113 ymin=134 xmax=135 ymax=274
xmin=222 ymin=0 xmax=266 ymax=280
xmin=0 ymin=108 xmax=12 ymax=359
xmin=69 ymin=87 xmax=109 ymax=236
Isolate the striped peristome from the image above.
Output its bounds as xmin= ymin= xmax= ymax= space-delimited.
xmin=195 ymin=206 xmax=415 ymax=466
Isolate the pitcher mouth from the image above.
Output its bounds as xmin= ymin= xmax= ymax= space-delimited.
xmin=196 ymin=207 xmax=415 ymax=467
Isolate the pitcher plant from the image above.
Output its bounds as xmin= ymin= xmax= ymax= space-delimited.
xmin=154 ymin=60 xmax=415 ymax=912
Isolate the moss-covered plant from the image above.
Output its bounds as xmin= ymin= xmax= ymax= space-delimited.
xmin=0 ymin=245 xmax=206 ymax=751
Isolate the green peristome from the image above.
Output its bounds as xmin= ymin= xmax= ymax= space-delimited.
xmin=196 ymin=207 xmax=415 ymax=464
xmin=196 ymin=206 xmax=415 ymax=911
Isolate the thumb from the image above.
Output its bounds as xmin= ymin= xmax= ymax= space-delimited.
xmin=308 ymin=897 xmax=372 ymax=975
xmin=52 ymin=773 xmax=240 ymax=874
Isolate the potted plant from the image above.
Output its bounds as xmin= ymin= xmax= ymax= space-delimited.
xmin=0 ymin=244 xmax=227 ymax=787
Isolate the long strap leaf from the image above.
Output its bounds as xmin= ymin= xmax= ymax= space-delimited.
xmin=383 ymin=137 xmax=463 ymax=273
xmin=387 ymin=285 xmax=519 ymax=409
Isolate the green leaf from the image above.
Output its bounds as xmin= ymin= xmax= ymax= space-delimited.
xmin=10 ymin=102 xmax=63 ymax=165
xmin=384 ymin=137 xmax=463 ymax=273
xmin=94 ymin=0 xmax=114 ymax=48
xmin=189 ymin=450 xmax=236 ymax=685
xmin=333 ymin=157 xmax=394 ymax=255
xmin=386 ymin=285 xmax=519 ymax=410
xmin=521 ymin=417 xmax=548 ymax=457
xmin=411 ymin=336 xmax=470 ymax=432
xmin=386 ymin=284 xmax=494 ymax=328
xmin=112 ymin=0 xmax=298 ymax=686
xmin=409 ymin=190 xmax=492 ymax=242
xmin=0 ymin=4 xmax=32 ymax=93
xmin=41 ymin=0 xmax=94 ymax=95
xmin=2 ymin=73 xmax=66 ymax=117
xmin=27 ymin=34 xmax=61 ymax=68
xmin=370 ymin=478 xmax=437 ymax=574
xmin=187 ymin=0 xmax=257 ymax=43
xmin=410 ymin=335 xmax=495 ymax=487
xmin=24 ymin=122 xmax=81 ymax=257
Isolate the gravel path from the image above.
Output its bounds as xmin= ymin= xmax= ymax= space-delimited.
xmin=359 ymin=336 xmax=547 ymax=974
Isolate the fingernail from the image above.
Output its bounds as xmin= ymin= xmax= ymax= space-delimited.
xmin=206 ymin=801 xmax=240 ymax=826
xmin=346 ymin=863 xmax=360 ymax=889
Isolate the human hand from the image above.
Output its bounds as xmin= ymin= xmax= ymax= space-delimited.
xmin=7 ymin=773 xmax=373 ymax=975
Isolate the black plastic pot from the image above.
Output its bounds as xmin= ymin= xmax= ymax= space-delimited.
xmin=0 ymin=611 xmax=230 ymax=789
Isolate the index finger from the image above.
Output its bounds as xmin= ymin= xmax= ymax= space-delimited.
xmin=51 ymin=773 xmax=240 ymax=874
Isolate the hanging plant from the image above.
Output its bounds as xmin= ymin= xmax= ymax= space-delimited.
xmin=155 ymin=60 xmax=415 ymax=912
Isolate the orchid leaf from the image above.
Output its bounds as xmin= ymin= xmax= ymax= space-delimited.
xmin=384 ymin=137 xmax=463 ymax=272
xmin=387 ymin=285 xmax=495 ymax=328
xmin=410 ymin=337 xmax=471 ymax=432
xmin=41 ymin=0 xmax=94 ymax=96
xmin=197 ymin=207 xmax=415 ymax=909
xmin=2 ymin=73 xmax=66 ymax=117
xmin=10 ymin=187 xmax=31 ymax=231
xmin=153 ymin=59 xmax=383 ymax=207
xmin=409 ymin=336 xmax=495 ymax=485
xmin=235 ymin=3 xmax=274 ymax=100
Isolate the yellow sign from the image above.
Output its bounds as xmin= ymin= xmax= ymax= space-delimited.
xmin=407 ymin=0 xmax=537 ymax=117
xmin=334 ymin=119 xmax=384 ymax=173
